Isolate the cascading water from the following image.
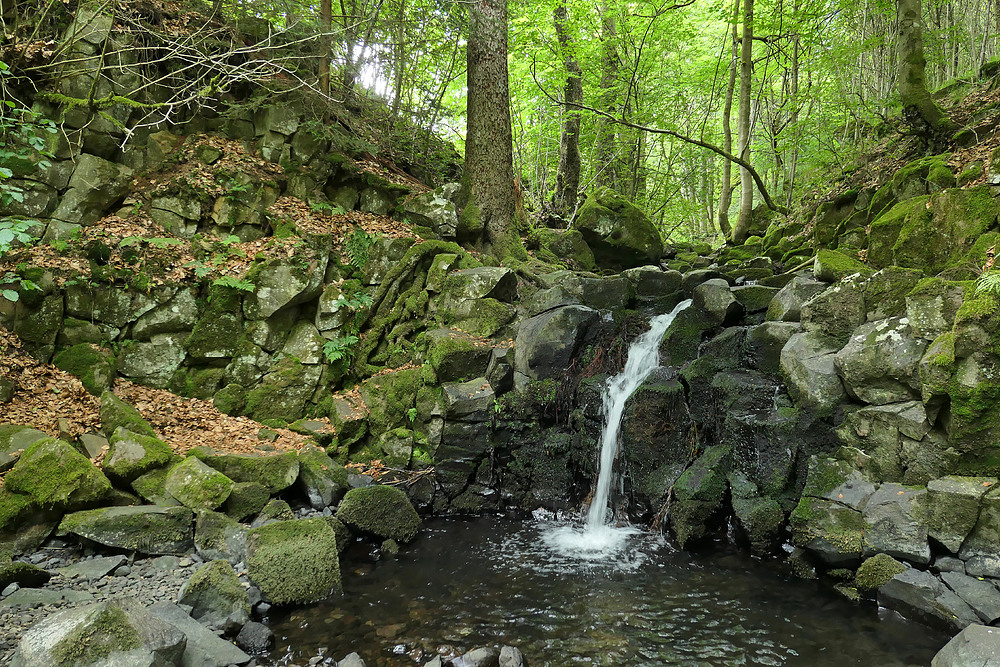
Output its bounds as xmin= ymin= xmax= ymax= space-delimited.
xmin=543 ymin=299 xmax=692 ymax=560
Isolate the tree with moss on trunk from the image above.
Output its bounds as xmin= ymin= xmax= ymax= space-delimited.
xmin=897 ymin=0 xmax=957 ymax=138
xmin=459 ymin=0 xmax=526 ymax=262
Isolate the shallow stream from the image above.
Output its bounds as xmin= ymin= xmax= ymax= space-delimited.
xmin=266 ymin=514 xmax=948 ymax=666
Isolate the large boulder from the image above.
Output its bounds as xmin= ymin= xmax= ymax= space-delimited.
xmin=100 ymin=390 xmax=156 ymax=438
xmin=800 ymin=277 xmax=866 ymax=345
xmin=336 ymin=485 xmax=421 ymax=542
xmin=779 ymin=332 xmax=846 ymax=416
xmin=514 ymin=305 xmax=598 ymax=381
xmin=932 ymin=623 xmax=1000 ymax=666
xmin=692 ymin=279 xmax=744 ymax=327
xmin=423 ymin=328 xmax=493 ymax=382
xmin=243 ymin=252 xmax=327 ymax=320
xmin=52 ymin=343 xmax=115 ymax=395
xmin=246 ymin=518 xmax=341 ymax=605
xmin=103 ymin=428 xmax=173 ymax=485
xmin=49 ymin=154 xmax=133 ymax=226
xmin=165 ymin=457 xmax=234 ymax=511
xmin=924 ymin=476 xmax=996 ymax=554
xmin=296 ymin=445 xmax=349 ymax=510
xmin=0 ymin=425 xmax=49 ymax=473
xmin=834 ymin=317 xmax=928 ymax=405
xmin=861 ymin=482 xmax=930 ymax=565
xmin=11 ymin=598 xmax=185 ymax=667
xmin=573 ymin=188 xmax=663 ymax=270
xmin=4 ymin=438 xmax=111 ymax=509
xmin=177 ymin=560 xmax=251 ymax=633
xmin=194 ymin=510 xmax=248 ymax=565
xmin=960 ymin=486 xmax=1000 ymax=578
xmin=765 ymin=275 xmax=826 ymax=322
xmin=879 ymin=568 xmax=978 ymax=632
xmin=403 ymin=186 xmax=459 ymax=238
xmin=58 ymin=505 xmax=194 ymax=554
xmin=199 ymin=451 xmax=299 ymax=494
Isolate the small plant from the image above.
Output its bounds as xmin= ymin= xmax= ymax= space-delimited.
xmin=344 ymin=229 xmax=376 ymax=270
xmin=0 ymin=219 xmax=36 ymax=253
xmin=310 ymin=201 xmax=348 ymax=216
xmin=322 ymin=335 xmax=359 ymax=364
xmin=977 ymin=271 xmax=1000 ymax=297
xmin=223 ymin=178 xmax=252 ymax=202
xmin=212 ymin=275 xmax=255 ymax=292
xmin=406 ymin=407 xmax=417 ymax=422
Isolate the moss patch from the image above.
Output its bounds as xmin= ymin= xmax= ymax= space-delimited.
xmin=336 ymin=485 xmax=421 ymax=542
xmin=100 ymin=391 xmax=156 ymax=438
xmin=855 ymin=553 xmax=906 ymax=590
xmin=5 ymin=438 xmax=111 ymax=509
xmin=50 ymin=605 xmax=142 ymax=664
xmin=246 ymin=517 xmax=342 ymax=605
xmin=52 ymin=343 xmax=115 ymax=395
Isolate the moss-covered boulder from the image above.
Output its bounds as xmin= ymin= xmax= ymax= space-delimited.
xmin=252 ymin=498 xmax=295 ymax=527
xmin=10 ymin=598 xmax=185 ymax=667
xmin=923 ymin=476 xmax=996 ymax=554
xmin=0 ymin=560 xmax=51 ymax=590
xmin=58 ymin=505 xmax=194 ymax=555
xmin=514 ymin=305 xmax=599 ymax=381
xmin=423 ymin=328 xmax=492 ymax=382
xmin=165 ymin=456 xmax=234 ymax=511
xmin=297 ymin=445 xmax=349 ymax=510
xmin=833 ymin=317 xmax=927 ymax=405
xmin=789 ymin=496 xmax=865 ymax=567
xmin=199 ymin=451 xmax=299 ymax=494
xmin=336 ymin=485 xmax=421 ymax=543
xmin=359 ymin=366 xmax=425 ymax=433
xmin=668 ymin=446 xmax=730 ymax=548
xmin=536 ymin=228 xmax=596 ymax=271
xmin=131 ymin=467 xmax=181 ymax=506
xmin=178 ymin=559 xmax=250 ymax=632
xmin=906 ymin=277 xmax=966 ymax=340
xmin=223 ymin=481 xmax=271 ymax=522
xmin=855 ymin=553 xmax=907 ymax=591
xmin=185 ymin=285 xmax=243 ymax=361
xmin=100 ymin=391 xmax=156 ymax=438
xmin=573 ymin=188 xmax=663 ymax=270
xmin=813 ymin=249 xmax=873 ymax=283
xmin=246 ymin=518 xmax=341 ymax=605
xmin=0 ymin=487 xmax=61 ymax=555
xmin=0 ymin=424 xmax=48 ymax=473
xmin=194 ymin=510 xmax=248 ymax=565
xmin=245 ymin=357 xmax=322 ymax=422
xmin=52 ymin=343 xmax=115 ymax=395
xmin=104 ymin=428 xmax=173 ymax=485
xmin=243 ymin=251 xmax=327 ymax=321
xmin=779 ymin=332 xmax=847 ymax=417
xmin=5 ymin=438 xmax=111 ymax=509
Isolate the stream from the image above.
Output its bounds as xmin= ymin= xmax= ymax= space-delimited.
xmin=265 ymin=514 xmax=948 ymax=666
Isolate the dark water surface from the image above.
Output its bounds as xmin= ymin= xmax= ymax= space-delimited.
xmin=266 ymin=515 xmax=948 ymax=666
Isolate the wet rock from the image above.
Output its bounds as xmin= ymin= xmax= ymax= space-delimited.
xmin=744 ymin=321 xmax=800 ymax=374
xmin=338 ymin=653 xmax=368 ymax=667
xmin=941 ymin=571 xmax=1000 ymax=624
xmin=235 ymin=620 xmax=273 ymax=654
xmin=178 ymin=560 xmax=250 ymax=633
xmin=337 ymin=485 xmax=421 ymax=543
xmin=931 ymin=623 xmax=1000 ymax=667
xmin=297 ymin=445 xmax=349 ymax=510
xmin=861 ymin=483 xmax=930 ymax=565
xmin=779 ymin=331 xmax=846 ymax=416
xmin=789 ymin=496 xmax=864 ymax=567
xmin=924 ymin=476 xmax=996 ymax=554
xmin=879 ymin=568 xmax=978 ymax=632
xmin=514 ymin=306 xmax=598 ymax=381
xmin=452 ymin=647 xmax=499 ymax=667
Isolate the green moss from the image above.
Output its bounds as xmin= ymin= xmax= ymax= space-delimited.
xmin=181 ymin=559 xmax=250 ymax=617
xmin=104 ymin=428 xmax=174 ymax=485
xmin=855 ymin=553 xmax=906 ymax=590
xmin=359 ymin=367 xmax=425 ymax=433
xmin=50 ymin=605 xmax=142 ymax=664
xmin=52 ymin=343 xmax=115 ymax=396
xmin=100 ymin=391 xmax=156 ymax=438
xmin=223 ymin=481 xmax=270 ymax=522
xmin=801 ymin=457 xmax=855 ymax=497
xmin=244 ymin=357 xmax=312 ymax=422
xmin=958 ymin=162 xmax=985 ymax=187
xmin=814 ymin=249 xmax=872 ymax=282
xmin=130 ymin=466 xmax=178 ymax=505
xmin=213 ymin=383 xmax=246 ymax=416
xmin=165 ymin=456 xmax=234 ymax=511
xmin=867 ymin=196 xmax=930 ymax=269
xmin=5 ymin=438 xmax=111 ymax=508
xmin=246 ymin=517 xmax=342 ymax=604
xmin=336 ymin=485 xmax=421 ymax=542
xmin=0 ymin=488 xmax=35 ymax=532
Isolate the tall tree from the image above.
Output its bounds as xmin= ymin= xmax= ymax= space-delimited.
xmin=731 ymin=0 xmax=755 ymax=244
xmin=595 ymin=0 xmax=620 ymax=190
xmin=461 ymin=0 xmax=525 ymax=260
xmin=319 ymin=0 xmax=332 ymax=96
xmin=717 ymin=0 xmax=740 ymax=238
xmin=553 ymin=1 xmax=582 ymax=216
xmin=897 ymin=0 xmax=955 ymax=135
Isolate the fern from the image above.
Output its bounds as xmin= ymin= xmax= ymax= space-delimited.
xmin=345 ymin=229 xmax=376 ymax=270
xmin=322 ymin=335 xmax=359 ymax=364
xmin=976 ymin=270 xmax=1000 ymax=297
xmin=212 ymin=275 xmax=255 ymax=292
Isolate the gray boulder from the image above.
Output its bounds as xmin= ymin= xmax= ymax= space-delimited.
xmin=745 ymin=321 xmax=800 ymax=374
xmin=692 ymin=279 xmax=744 ymax=327
xmin=514 ymin=305 xmax=598 ymax=380
xmin=297 ymin=445 xmax=349 ymax=510
xmin=177 ymin=560 xmax=251 ymax=633
xmin=0 ymin=425 xmax=48 ymax=473
xmin=443 ymin=378 xmax=495 ymax=422
xmin=879 ymin=568 xmax=979 ymax=632
xmin=765 ymin=275 xmax=826 ymax=322
xmin=11 ymin=598 xmax=185 ymax=667
xmin=50 ymin=154 xmax=133 ymax=226
xmin=58 ymin=505 xmax=194 ymax=555
xmin=779 ymin=331 xmax=846 ymax=416
xmin=403 ymin=187 xmax=459 ymax=238
xmin=834 ymin=317 xmax=927 ymax=405
xmin=194 ymin=510 xmax=248 ymax=565
xmin=133 ymin=288 xmax=199 ymax=340
xmin=907 ymin=279 xmax=966 ymax=340
xmin=442 ymin=267 xmax=518 ymax=302
xmin=960 ymin=486 xmax=1000 ymax=577
xmin=924 ymin=476 xmax=996 ymax=554
xmin=932 ymin=623 xmax=1000 ymax=667
xmin=117 ymin=333 xmax=188 ymax=388
xmin=941 ymin=571 xmax=1000 ymax=624
xmin=243 ymin=254 xmax=327 ymax=320
xmin=861 ymin=483 xmax=930 ymax=565
xmin=149 ymin=601 xmax=252 ymax=667
xmin=800 ymin=277 xmax=866 ymax=345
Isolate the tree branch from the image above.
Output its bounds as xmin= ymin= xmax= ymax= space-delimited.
xmin=530 ymin=59 xmax=787 ymax=214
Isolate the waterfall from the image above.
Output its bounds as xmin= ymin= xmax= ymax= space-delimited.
xmin=586 ymin=298 xmax=692 ymax=530
xmin=542 ymin=299 xmax=692 ymax=559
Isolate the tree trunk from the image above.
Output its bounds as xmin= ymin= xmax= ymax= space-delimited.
xmin=897 ymin=0 xmax=956 ymax=135
xmin=596 ymin=0 xmax=619 ymax=190
xmin=390 ymin=0 xmax=406 ymax=123
xmin=463 ymin=0 xmax=524 ymax=260
xmin=717 ymin=0 xmax=740 ymax=238
xmin=319 ymin=0 xmax=332 ymax=96
xmin=731 ymin=0 xmax=755 ymax=244
xmin=553 ymin=1 xmax=582 ymax=216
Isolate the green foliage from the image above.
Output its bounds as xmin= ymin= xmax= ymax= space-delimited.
xmin=310 ymin=201 xmax=348 ymax=216
xmin=0 ymin=220 xmax=41 ymax=302
xmin=976 ymin=270 xmax=1000 ymax=298
xmin=212 ymin=275 xmax=255 ymax=292
xmin=345 ymin=229 xmax=377 ymax=269
xmin=322 ymin=335 xmax=359 ymax=364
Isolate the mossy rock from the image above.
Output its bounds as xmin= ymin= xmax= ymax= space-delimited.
xmin=223 ymin=481 xmax=270 ymax=522
xmin=199 ymin=451 xmax=299 ymax=494
xmin=359 ymin=367 xmax=425 ymax=434
xmin=194 ymin=510 xmax=248 ymax=564
xmin=104 ymin=428 xmax=173 ymax=485
xmin=58 ymin=505 xmax=195 ymax=555
xmin=246 ymin=517 xmax=342 ymax=605
xmin=855 ymin=553 xmax=906 ymax=591
xmin=130 ymin=466 xmax=181 ymax=506
xmin=0 ymin=560 xmax=51 ymax=590
xmin=244 ymin=357 xmax=321 ymax=423
xmin=0 ymin=424 xmax=49 ymax=472
xmin=867 ymin=196 xmax=930 ymax=269
xmin=5 ymin=438 xmax=111 ymax=509
xmin=535 ymin=228 xmax=596 ymax=271
xmin=813 ymin=249 xmax=872 ymax=283
xmin=178 ymin=559 xmax=250 ymax=630
xmin=336 ymin=484 xmax=421 ymax=543
xmin=100 ymin=391 xmax=156 ymax=438
xmin=165 ymin=456 xmax=234 ymax=511
xmin=255 ymin=498 xmax=296 ymax=525
xmin=423 ymin=328 xmax=492 ymax=382
xmin=213 ymin=383 xmax=247 ymax=416
xmin=52 ymin=343 xmax=115 ymax=395
xmin=297 ymin=445 xmax=349 ymax=510
xmin=573 ymin=188 xmax=663 ymax=270
xmin=185 ymin=285 xmax=243 ymax=361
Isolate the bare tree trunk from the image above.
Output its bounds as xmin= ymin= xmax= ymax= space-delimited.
xmin=390 ymin=0 xmax=406 ymax=122
xmin=462 ymin=0 xmax=524 ymax=260
xmin=732 ymin=0 xmax=755 ymax=244
xmin=553 ymin=1 xmax=582 ymax=216
xmin=596 ymin=0 xmax=619 ymax=190
xmin=319 ymin=0 xmax=332 ymax=96
xmin=897 ymin=0 xmax=956 ymax=135
xmin=717 ymin=0 xmax=739 ymax=238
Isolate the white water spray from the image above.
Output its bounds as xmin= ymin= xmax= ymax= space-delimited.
xmin=543 ymin=299 xmax=692 ymax=558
